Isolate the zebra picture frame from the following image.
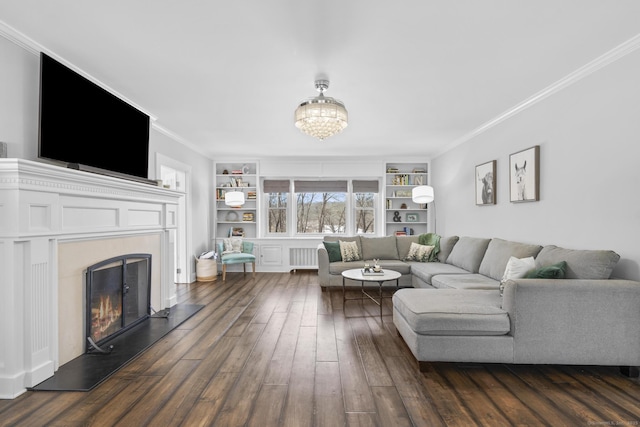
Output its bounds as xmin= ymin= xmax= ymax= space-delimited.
xmin=509 ymin=145 xmax=540 ymax=202
xmin=476 ymin=160 xmax=496 ymax=205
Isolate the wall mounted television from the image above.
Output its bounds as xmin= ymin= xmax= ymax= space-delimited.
xmin=38 ymin=53 xmax=152 ymax=183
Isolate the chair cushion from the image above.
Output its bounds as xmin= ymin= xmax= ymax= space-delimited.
xmin=393 ymin=289 xmax=509 ymax=336
xmin=221 ymin=253 xmax=256 ymax=264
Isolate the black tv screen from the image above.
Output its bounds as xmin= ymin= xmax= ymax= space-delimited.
xmin=38 ymin=53 xmax=150 ymax=181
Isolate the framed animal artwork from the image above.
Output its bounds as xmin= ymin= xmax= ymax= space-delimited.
xmin=476 ymin=160 xmax=496 ymax=205
xmin=509 ymin=145 xmax=540 ymax=202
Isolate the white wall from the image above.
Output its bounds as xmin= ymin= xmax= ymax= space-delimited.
xmin=0 ymin=36 xmax=39 ymax=160
xmin=0 ymin=34 xmax=213 ymax=265
xmin=432 ymin=49 xmax=640 ymax=281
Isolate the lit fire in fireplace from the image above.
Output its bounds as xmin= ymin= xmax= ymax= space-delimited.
xmin=91 ymin=295 xmax=122 ymax=341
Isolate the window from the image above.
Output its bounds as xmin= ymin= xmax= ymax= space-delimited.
xmin=264 ymin=180 xmax=289 ymax=234
xmin=295 ymin=180 xmax=347 ymax=234
xmin=353 ymin=180 xmax=378 ymax=235
xmin=263 ymin=179 xmax=379 ymax=236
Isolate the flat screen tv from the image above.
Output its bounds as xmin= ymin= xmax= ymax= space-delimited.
xmin=38 ymin=53 xmax=151 ymax=182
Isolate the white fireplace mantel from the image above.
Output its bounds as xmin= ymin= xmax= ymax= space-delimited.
xmin=0 ymin=159 xmax=182 ymax=399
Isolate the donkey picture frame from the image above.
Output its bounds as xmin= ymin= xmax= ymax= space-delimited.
xmin=509 ymin=145 xmax=540 ymax=202
xmin=476 ymin=160 xmax=496 ymax=205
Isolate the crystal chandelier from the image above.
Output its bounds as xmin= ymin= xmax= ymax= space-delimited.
xmin=294 ymin=80 xmax=348 ymax=140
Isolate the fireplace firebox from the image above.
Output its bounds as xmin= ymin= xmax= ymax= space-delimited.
xmin=85 ymin=254 xmax=152 ymax=353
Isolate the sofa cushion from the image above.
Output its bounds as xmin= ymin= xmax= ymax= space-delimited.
xmin=535 ymin=245 xmax=620 ymax=279
xmin=405 ymin=242 xmax=434 ymax=262
xmin=339 ymin=240 xmax=362 ymax=262
xmin=408 ymin=262 xmax=469 ymax=286
xmin=393 ymin=289 xmax=509 ymax=336
xmin=360 ymin=236 xmax=399 ymax=260
xmin=432 ymin=273 xmax=500 ymax=290
xmin=396 ymin=235 xmax=420 ymax=260
xmin=437 ymin=236 xmax=459 ymax=263
xmin=446 ymin=237 xmax=491 ymax=273
xmin=323 ymin=241 xmax=342 ymax=262
xmin=478 ymin=238 xmax=542 ymax=281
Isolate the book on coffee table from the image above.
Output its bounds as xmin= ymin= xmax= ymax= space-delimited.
xmin=361 ymin=268 xmax=384 ymax=276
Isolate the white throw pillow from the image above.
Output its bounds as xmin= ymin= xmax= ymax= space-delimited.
xmin=223 ymin=237 xmax=243 ymax=254
xmin=405 ymin=242 xmax=435 ymax=262
xmin=500 ymin=256 xmax=535 ymax=295
xmin=339 ymin=240 xmax=361 ymax=262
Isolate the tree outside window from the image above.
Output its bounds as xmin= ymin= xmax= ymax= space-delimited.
xmin=355 ymin=192 xmax=375 ymax=234
xmin=296 ymin=192 xmax=346 ymax=234
xmin=267 ymin=192 xmax=287 ymax=233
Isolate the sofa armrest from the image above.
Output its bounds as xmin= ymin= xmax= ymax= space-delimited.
xmin=317 ymin=243 xmax=331 ymax=287
xmin=502 ymin=279 xmax=640 ymax=365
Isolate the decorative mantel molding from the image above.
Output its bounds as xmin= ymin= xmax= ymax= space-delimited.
xmin=0 ymin=159 xmax=182 ymax=399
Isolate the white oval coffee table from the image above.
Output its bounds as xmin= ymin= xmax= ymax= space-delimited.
xmin=341 ymin=268 xmax=401 ymax=318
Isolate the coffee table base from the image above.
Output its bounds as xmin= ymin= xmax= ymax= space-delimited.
xmin=342 ymin=276 xmax=400 ymax=318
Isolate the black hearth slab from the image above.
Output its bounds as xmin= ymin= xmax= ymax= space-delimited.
xmin=30 ymin=303 xmax=204 ymax=392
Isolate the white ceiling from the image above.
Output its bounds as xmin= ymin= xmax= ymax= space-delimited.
xmin=1 ymin=1 xmax=640 ymax=160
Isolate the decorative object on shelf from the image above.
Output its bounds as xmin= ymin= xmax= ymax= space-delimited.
xmin=414 ymin=175 xmax=424 ymax=185
xmin=225 ymin=211 xmax=239 ymax=221
xmin=476 ymin=160 xmax=496 ymax=205
xmin=400 ymin=203 xmax=407 ymax=209
xmin=222 ymin=169 xmax=229 ymax=174
xmin=225 ymin=190 xmax=245 ymax=207
xmin=395 ymin=190 xmax=412 ymax=197
xmin=412 ymin=185 xmax=436 ymax=232
xmin=510 ymin=145 xmax=540 ymax=202
xmin=241 ymin=164 xmax=250 ymax=175
xmin=393 ymin=211 xmax=401 ymax=222
xmin=412 ymin=168 xmax=425 ymax=174
xmin=406 ymin=213 xmax=418 ymax=222
xmin=294 ymin=79 xmax=348 ymax=140
xmin=231 ymin=227 xmax=245 ymax=237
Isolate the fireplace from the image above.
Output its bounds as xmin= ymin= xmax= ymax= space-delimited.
xmin=85 ymin=254 xmax=152 ymax=353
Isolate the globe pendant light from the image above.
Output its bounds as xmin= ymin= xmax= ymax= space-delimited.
xmin=294 ymin=80 xmax=348 ymax=140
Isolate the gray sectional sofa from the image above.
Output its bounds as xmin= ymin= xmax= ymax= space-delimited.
xmin=317 ymin=235 xmax=640 ymax=373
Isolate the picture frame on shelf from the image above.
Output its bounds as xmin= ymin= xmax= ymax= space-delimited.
xmin=510 ymin=145 xmax=540 ymax=202
xmin=406 ymin=213 xmax=419 ymax=222
xmin=476 ymin=160 xmax=496 ymax=205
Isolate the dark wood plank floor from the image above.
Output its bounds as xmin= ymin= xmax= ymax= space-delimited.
xmin=1 ymin=271 xmax=639 ymax=426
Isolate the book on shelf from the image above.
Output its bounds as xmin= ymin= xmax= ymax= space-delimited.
xmin=247 ymin=191 xmax=256 ymax=199
xmin=395 ymin=231 xmax=407 ymax=236
xmin=242 ymin=212 xmax=254 ymax=222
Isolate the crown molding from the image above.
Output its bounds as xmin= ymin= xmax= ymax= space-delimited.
xmin=434 ymin=33 xmax=640 ymax=158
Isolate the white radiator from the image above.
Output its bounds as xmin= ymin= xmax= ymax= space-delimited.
xmin=289 ymin=247 xmax=318 ymax=268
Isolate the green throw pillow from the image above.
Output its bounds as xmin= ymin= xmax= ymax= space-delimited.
xmin=525 ymin=261 xmax=567 ymax=279
xmin=323 ymin=241 xmax=342 ymax=263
